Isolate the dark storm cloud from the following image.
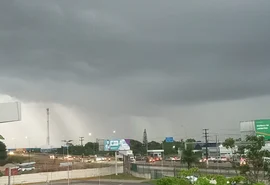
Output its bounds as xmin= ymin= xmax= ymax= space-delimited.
xmin=0 ymin=0 xmax=270 ymax=114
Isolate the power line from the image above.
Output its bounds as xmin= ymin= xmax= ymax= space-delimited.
xmin=79 ymin=137 xmax=84 ymax=146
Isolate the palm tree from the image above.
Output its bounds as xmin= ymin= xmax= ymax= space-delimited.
xmin=181 ymin=145 xmax=198 ymax=169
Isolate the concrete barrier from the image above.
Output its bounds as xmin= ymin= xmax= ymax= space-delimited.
xmin=0 ymin=166 xmax=123 ymax=185
xmin=131 ymin=171 xmax=151 ymax=179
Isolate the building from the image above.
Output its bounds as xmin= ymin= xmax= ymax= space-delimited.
xmin=194 ymin=142 xmax=233 ymax=157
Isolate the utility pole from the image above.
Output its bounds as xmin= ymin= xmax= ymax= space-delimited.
xmin=79 ymin=137 xmax=84 ymax=146
xmin=46 ymin=108 xmax=50 ymax=146
xmin=203 ymin=129 xmax=209 ymax=166
xmin=215 ymin=135 xmax=220 ymax=157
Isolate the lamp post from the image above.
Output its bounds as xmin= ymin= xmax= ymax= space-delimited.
xmin=112 ymin=130 xmax=118 ymax=175
xmin=11 ymin=138 xmax=16 ymax=149
xmin=161 ymin=141 xmax=164 ymax=177
xmin=88 ymin=133 xmax=94 ymax=154
xmin=25 ymin=136 xmax=31 ymax=162
xmin=62 ymin=140 xmax=73 ymax=185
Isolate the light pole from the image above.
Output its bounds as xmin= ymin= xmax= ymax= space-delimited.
xmin=181 ymin=125 xmax=187 ymax=139
xmin=161 ymin=141 xmax=164 ymax=177
xmin=112 ymin=130 xmax=118 ymax=175
xmin=88 ymin=133 xmax=94 ymax=154
xmin=11 ymin=138 xmax=16 ymax=149
xmin=62 ymin=140 xmax=73 ymax=185
xmin=25 ymin=136 xmax=31 ymax=162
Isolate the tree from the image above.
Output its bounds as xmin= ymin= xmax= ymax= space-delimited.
xmin=130 ymin=139 xmax=145 ymax=155
xmin=85 ymin=142 xmax=98 ymax=155
xmin=69 ymin=145 xmax=84 ymax=156
xmin=222 ymin=137 xmax=235 ymax=149
xmin=223 ymin=137 xmax=235 ymax=156
xmin=148 ymin=141 xmax=162 ymax=150
xmin=0 ymin=141 xmax=7 ymax=161
xmin=142 ymin=129 xmax=148 ymax=153
xmin=244 ymin=136 xmax=270 ymax=182
xmin=186 ymin=138 xmax=196 ymax=142
xmin=181 ymin=145 xmax=198 ymax=169
xmin=227 ymin=135 xmax=270 ymax=183
xmin=185 ymin=138 xmax=196 ymax=150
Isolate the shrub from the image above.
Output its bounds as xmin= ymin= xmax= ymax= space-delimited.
xmin=157 ymin=177 xmax=190 ymax=185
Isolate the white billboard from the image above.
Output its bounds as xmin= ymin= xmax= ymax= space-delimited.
xmin=0 ymin=102 xmax=21 ymax=123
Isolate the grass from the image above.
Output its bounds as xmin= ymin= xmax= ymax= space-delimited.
xmin=14 ymin=174 xmax=147 ymax=185
xmin=142 ymin=179 xmax=158 ymax=185
xmin=99 ymin=173 xmax=146 ymax=180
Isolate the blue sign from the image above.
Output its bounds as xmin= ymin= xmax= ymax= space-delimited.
xmin=165 ymin=137 xmax=174 ymax=143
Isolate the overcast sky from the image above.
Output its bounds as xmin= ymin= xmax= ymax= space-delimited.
xmin=0 ymin=0 xmax=270 ymax=148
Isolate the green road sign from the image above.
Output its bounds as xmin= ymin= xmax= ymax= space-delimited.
xmin=255 ymin=119 xmax=270 ymax=140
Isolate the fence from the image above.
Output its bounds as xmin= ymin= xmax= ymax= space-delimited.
xmin=131 ymin=163 xmax=270 ymax=181
xmin=130 ymin=163 xmax=239 ymax=180
xmin=0 ymin=165 xmax=123 ymax=185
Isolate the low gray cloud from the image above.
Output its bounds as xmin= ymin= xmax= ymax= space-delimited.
xmin=0 ymin=0 xmax=270 ymax=147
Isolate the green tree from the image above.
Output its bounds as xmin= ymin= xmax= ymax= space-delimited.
xmin=129 ymin=139 xmax=145 ymax=155
xmin=181 ymin=145 xmax=199 ymax=169
xmin=163 ymin=141 xmax=182 ymax=155
xmin=244 ymin=135 xmax=270 ymax=182
xmin=185 ymin=138 xmax=196 ymax=149
xmin=222 ymin=137 xmax=235 ymax=149
xmin=148 ymin=141 xmax=162 ymax=150
xmin=69 ymin=145 xmax=84 ymax=155
xmin=85 ymin=142 xmax=98 ymax=155
xmin=0 ymin=141 xmax=7 ymax=161
xmin=228 ymin=135 xmax=270 ymax=183
xmin=156 ymin=177 xmax=190 ymax=185
xmin=186 ymin=138 xmax=196 ymax=142
xmin=223 ymin=137 xmax=236 ymax=159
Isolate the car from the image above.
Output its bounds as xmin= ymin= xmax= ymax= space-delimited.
xmin=146 ymin=157 xmax=155 ymax=163
xmin=135 ymin=155 xmax=145 ymax=161
xmin=213 ymin=156 xmax=228 ymax=163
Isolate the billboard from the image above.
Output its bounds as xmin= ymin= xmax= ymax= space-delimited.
xmin=165 ymin=137 xmax=174 ymax=143
xmin=0 ymin=102 xmax=21 ymax=123
xmin=255 ymin=119 xmax=270 ymax=140
xmin=104 ymin=139 xmax=130 ymax=151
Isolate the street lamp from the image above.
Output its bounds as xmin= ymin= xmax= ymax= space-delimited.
xmin=112 ymin=130 xmax=118 ymax=175
xmin=88 ymin=133 xmax=95 ymax=154
xmin=11 ymin=138 xmax=16 ymax=149
xmin=25 ymin=136 xmax=31 ymax=162
xmin=62 ymin=140 xmax=73 ymax=185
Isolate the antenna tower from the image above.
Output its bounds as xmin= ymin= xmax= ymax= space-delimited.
xmin=46 ymin=108 xmax=50 ymax=146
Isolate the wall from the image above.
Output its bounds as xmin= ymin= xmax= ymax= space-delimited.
xmin=131 ymin=171 xmax=151 ymax=179
xmin=0 ymin=166 xmax=123 ymax=185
